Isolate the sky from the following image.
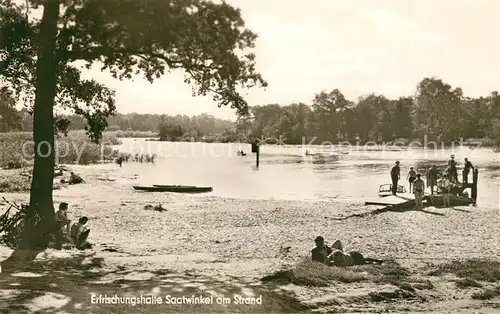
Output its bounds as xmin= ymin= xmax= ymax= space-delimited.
xmin=82 ymin=0 xmax=500 ymax=120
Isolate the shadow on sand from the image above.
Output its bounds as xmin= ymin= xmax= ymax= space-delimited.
xmin=0 ymin=253 xmax=307 ymax=313
xmin=331 ymin=205 xmax=447 ymax=221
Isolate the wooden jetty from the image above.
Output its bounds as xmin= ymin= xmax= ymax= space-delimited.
xmin=365 ymin=168 xmax=478 ymax=208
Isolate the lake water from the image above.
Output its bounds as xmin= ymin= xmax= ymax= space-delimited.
xmin=116 ymin=139 xmax=500 ymax=207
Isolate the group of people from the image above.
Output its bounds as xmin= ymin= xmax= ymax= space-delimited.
xmin=115 ymin=153 xmax=157 ymax=167
xmin=390 ymin=155 xmax=475 ymax=208
xmin=55 ymin=202 xmax=91 ymax=249
xmin=390 ymin=161 xmax=426 ymax=209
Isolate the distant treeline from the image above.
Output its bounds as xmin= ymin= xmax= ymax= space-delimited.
xmin=236 ymin=77 xmax=500 ymax=145
xmin=0 ymin=88 xmax=238 ymax=142
xmin=1 ymin=77 xmax=499 ymax=145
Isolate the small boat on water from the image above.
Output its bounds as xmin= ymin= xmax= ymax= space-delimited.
xmin=133 ymin=185 xmax=213 ymax=193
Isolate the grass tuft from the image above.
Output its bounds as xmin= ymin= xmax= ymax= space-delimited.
xmin=471 ymin=286 xmax=500 ymax=300
xmin=428 ymin=259 xmax=500 ymax=282
xmin=455 ymin=278 xmax=483 ymax=289
xmin=262 ymin=259 xmax=368 ymax=287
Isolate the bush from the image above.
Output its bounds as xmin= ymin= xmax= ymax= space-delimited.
xmin=262 ymin=259 xmax=368 ymax=287
xmin=0 ymin=131 xmax=119 ymax=167
xmin=110 ymin=130 xmax=158 ymax=138
xmin=0 ymin=171 xmax=31 ymax=192
xmin=471 ymin=286 xmax=500 ymax=300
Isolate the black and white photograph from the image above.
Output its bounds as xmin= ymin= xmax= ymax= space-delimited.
xmin=0 ymin=0 xmax=499 ymax=313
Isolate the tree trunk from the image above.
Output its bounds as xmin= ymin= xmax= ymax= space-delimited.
xmin=3 ymin=0 xmax=60 ymax=267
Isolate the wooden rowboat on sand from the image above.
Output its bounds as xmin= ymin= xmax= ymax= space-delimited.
xmin=133 ymin=185 xmax=213 ymax=193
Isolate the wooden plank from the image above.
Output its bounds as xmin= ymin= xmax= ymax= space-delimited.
xmin=365 ymin=195 xmax=415 ymax=206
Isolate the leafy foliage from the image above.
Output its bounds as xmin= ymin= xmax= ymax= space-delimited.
xmin=0 ymin=0 xmax=266 ymax=141
xmin=159 ymin=123 xmax=184 ymax=141
xmin=0 ymin=199 xmax=36 ymax=249
xmin=0 ymin=86 xmax=22 ymax=131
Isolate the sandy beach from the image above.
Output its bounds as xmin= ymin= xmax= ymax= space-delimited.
xmin=1 ymin=162 xmax=499 ymax=313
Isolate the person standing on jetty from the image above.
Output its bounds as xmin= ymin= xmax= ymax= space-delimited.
xmin=448 ymin=155 xmax=458 ymax=183
xmin=413 ymin=174 xmax=425 ymax=210
xmin=407 ymin=166 xmax=417 ymax=192
xmin=390 ymin=161 xmax=401 ymax=195
xmin=428 ymin=165 xmax=439 ymax=195
xmin=463 ymin=157 xmax=474 ymax=184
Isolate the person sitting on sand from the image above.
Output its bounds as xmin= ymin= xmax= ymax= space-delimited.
xmin=54 ymin=167 xmax=64 ymax=177
xmin=329 ymin=240 xmax=383 ymax=267
xmin=311 ymin=237 xmax=383 ymax=267
xmin=70 ymin=216 xmax=91 ymax=249
xmin=55 ymin=202 xmax=71 ymax=233
xmin=407 ymin=167 xmax=417 ymax=191
xmin=413 ymin=174 xmax=425 ymax=210
xmin=311 ymin=236 xmax=333 ymax=264
xmin=69 ymin=172 xmax=85 ymax=185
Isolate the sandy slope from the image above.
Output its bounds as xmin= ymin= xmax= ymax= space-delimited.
xmin=0 ymin=164 xmax=499 ymax=313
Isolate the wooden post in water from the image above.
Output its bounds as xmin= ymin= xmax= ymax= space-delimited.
xmin=471 ymin=168 xmax=478 ymax=204
xmin=251 ymin=140 xmax=260 ymax=168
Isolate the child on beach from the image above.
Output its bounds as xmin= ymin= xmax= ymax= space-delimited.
xmin=55 ymin=202 xmax=71 ymax=233
xmin=441 ymin=176 xmax=451 ymax=207
xmin=407 ymin=167 xmax=417 ymax=192
xmin=413 ymin=174 xmax=425 ymax=210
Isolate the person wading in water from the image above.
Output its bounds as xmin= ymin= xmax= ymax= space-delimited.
xmin=390 ymin=161 xmax=401 ymax=195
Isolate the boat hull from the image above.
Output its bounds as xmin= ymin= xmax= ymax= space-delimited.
xmin=424 ymin=195 xmax=474 ymax=207
xmin=133 ymin=185 xmax=213 ymax=193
